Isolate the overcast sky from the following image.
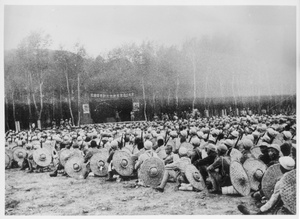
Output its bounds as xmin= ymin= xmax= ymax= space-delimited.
xmin=4 ymin=5 xmax=296 ymax=58
xmin=3 ymin=4 xmax=297 ymax=97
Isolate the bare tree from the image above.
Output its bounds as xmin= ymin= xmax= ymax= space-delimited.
xmin=17 ymin=30 xmax=52 ymax=129
xmin=73 ymin=43 xmax=86 ymax=126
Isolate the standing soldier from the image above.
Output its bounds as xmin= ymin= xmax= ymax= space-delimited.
xmin=60 ymin=119 xmax=64 ymax=128
xmin=115 ymin=110 xmax=121 ymax=122
xmin=131 ymin=111 xmax=135 ymax=121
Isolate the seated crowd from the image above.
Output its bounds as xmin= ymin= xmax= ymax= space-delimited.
xmin=5 ymin=113 xmax=297 ymax=215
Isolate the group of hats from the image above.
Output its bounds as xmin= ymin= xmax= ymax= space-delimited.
xmin=5 ymin=117 xmax=296 ymax=191
xmin=5 ymin=142 xmax=55 ymax=169
xmin=229 ymin=155 xmax=295 ymax=199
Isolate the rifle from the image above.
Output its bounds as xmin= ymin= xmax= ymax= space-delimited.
xmin=234 ymin=131 xmax=244 ymax=149
xmin=188 ymin=130 xmax=193 ymax=143
xmin=99 ymin=133 xmax=103 ymax=148
xmin=270 ymin=136 xmax=275 ymax=144
xmin=188 ymin=136 xmax=192 ymax=143
xmin=215 ymin=134 xmax=219 ymax=144
xmin=141 ymin=127 xmax=144 ymax=140
xmin=225 ymin=125 xmax=232 ymax=139
xmin=164 ymin=130 xmax=170 ymax=146
xmin=5 ymin=130 xmax=10 ymax=138
xmin=120 ymin=133 xmax=124 ymax=149
xmin=255 ymin=134 xmax=262 ymax=146
xmin=124 ymin=133 xmax=126 ymax=148
xmin=205 ymin=131 xmax=210 ymax=142
xmin=268 ymin=132 xmax=275 ymax=144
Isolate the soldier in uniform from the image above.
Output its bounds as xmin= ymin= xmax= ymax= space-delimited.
xmin=27 ymin=144 xmax=45 ymax=173
xmin=207 ymin=144 xmax=231 ymax=194
xmin=193 ymin=144 xmax=217 ymax=187
xmin=154 ymin=147 xmax=191 ymax=193
xmin=106 ymin=140 xmax=120 ymax=181
xmin=266 ymin=144 xmax=281 ymax=167
xmin=130 ymin=111 xmax=135 ymax=121
xmin=240 ymin=139 xmax=255 ymax=164
xmin=135 ymin=140 xmax=159 ymax=171
xmin=82 ymin=140 xmax=101 ymax=179
xmin=238 ymin=156 xmax=295 ymax=215
xmin=20 ymin=143 xmax=33 ymax=171
xmin=163 ymin=144 xmax=179 ymax=165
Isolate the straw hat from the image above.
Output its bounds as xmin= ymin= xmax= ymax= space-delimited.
xmin=157 ymin=147 xmax=167 ymax=160
xmin=130 ymin=150 xmax=141 ymax=163
xmin=190 ymin=128 xmax=197 ymax=135
xmin=12 ymin=147 xmax=27 ymax=166
xmin=208 ymin=136 xmax=216 ymax=143
xmin=267 ymin=128 xmax=278 ymax=138
xmin=33 ymin=142 xmax=42 ymax=150
xmin=90 ymin=152 xmax=108 ymax=176
xmin=230 ymin=148 xmax=242 ymax=162
xmin=180 ymin=142 xmax=194 ymax=154
xmin=282 ymin=131 xmax=292 ymax=140
xmin=72 ymin=148 xmax=84 ymax=158
xmin=261 ymin=163 xmax=283 ymax=199
xmin=59 ymin=149 xmax=80 ymax=167
xmin=169 ymin=131 xmax=178 ymax=138
xmin=121 ymin=147 xmax=132 ymax=155
xmin=224 ymin=139 xmax=234 ymax=148
xmin=261 ymin=135 xmax=271 ymax=143
xmin=280 ymin=169 xmax=296 ymax=214
xmin=139 ymin=157 xmax=165 ymax=187
xmin=250 ymin=146 xmax=262 ymax=159
xmin=33 ymin=148 xmax=52 ymax=167
xmin=279 ymin=156 xmax=295 ymax=171
xmin=242 ymin=139 xmax=253 ymax=150
xmin=12 ymin=145 xmax=22 ymax=152
xmin=230 ymin=161 xmax=251 ymax=196
xmin=6 ymin=148 xmax=13 ymax=161
xmin=185 ymin=164 xmax=206 ymax=191
xmin=268 ymin=144 xmax=280 ymax=153
xmin=272 ymin=139 xmax=283 ymax=146
xmin=231 ymin=130 xmax=239 ymax=138
xmin=252 ymin=131 xmax=260 ymax=138
xmin=8 ymin=142 xmax=18 ymax=150
xmin=191 ymin=137 xmax=201 ymax=146
xmin=180 ymin=130 xmax=188 ymax=137
xmin=42 ymin=142 xmax=55 ymax=155
xmin=99 ymin=148 xmax=109 ymax=156
xmin=5 ymin=153 xmax=11 ymax=169
xmin=243 ymin=159 xmax=267 ymax=191
xmin=65 ymin=156 xmax=87 ymax=179
xmin=112 ymin=151 xmax=134 ymax=176
xmin=201 ymin=127 xmax=209 ymax=133
xmin=144 ymin=140 xmax=153 ymax=150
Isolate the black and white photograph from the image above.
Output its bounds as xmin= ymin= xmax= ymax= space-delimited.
xmin=3 ymin=0 xmax=298 ymax=216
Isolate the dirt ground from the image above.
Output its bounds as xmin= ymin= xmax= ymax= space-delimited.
xmin=5 ymin=168 xmax=258 ymax=216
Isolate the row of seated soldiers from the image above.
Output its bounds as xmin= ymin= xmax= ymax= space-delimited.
xmin=6 ymin=114 xmax=297 ymax=214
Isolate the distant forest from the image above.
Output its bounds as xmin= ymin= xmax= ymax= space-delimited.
xmin=4 ymin=30 xmax=296 ymax=130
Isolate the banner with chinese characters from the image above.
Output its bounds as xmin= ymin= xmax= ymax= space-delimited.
xmin=90 ymin=92 xmax=135 ymax=99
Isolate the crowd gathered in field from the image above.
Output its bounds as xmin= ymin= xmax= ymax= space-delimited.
xmin=5 ymin=111 xmax=297 ymax=215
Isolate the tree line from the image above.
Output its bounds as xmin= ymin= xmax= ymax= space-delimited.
xmin=4 ymin=30 xmax=296 ymax=130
